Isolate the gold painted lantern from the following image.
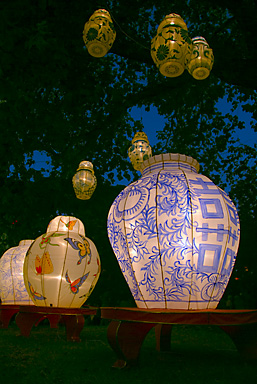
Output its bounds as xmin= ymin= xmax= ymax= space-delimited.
xmin=128 ymin=132 xmax=152 ymax=172
xmin=83 ymin=9 xmax=116 ymax=57
xmin=187 ymin=36 xmax=214 ymax=80
xmin=23 ymin=216 xmax=101 ymax=308
xmin=151 ymin=13 xmax=192 ymax=77
xmin=72 ymin=161 xmax=97 ymax=200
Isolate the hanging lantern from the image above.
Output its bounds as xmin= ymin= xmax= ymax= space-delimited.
xmin=0 ymin=240 xmax=34 ymax=305
xmin=72 ymin=161 xmax=97 ymax=200
xmin=83 ymin=9 xmax=116 ymax=57
xmin=151 ymin=13 xmax=192 ymax=77
xmin=107 ymin=153 xmax=240 ymax=310
xmin=187 ymin=36 xmax=214 ymax=80
xmin=128 ymin=132 xmax=152 ymax=172
xmin=23 ymin=216 xmax=100 ymax=308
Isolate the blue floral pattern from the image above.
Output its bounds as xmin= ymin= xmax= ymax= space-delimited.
xmin=107 ymin=154 xmax=240 ymax=310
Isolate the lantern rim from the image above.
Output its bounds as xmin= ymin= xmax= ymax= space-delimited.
xmin=140 ymin=153 xmax=200 ymax=173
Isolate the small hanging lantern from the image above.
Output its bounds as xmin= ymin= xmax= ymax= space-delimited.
xmin=128 ymin=132 xmax=152 ymax=172
xmin=0 ymin=240 xmax=34 ymax=305
xmin=187 ymin=36 xmax=214 ymax=80
xmin=23 ymin=216 xmax=101 ymax=308
xmin=151 ymin=13 xmax=192 ymax=77
xmin=72 ymin=161 xmax=97 ymax=200
xmin=83 ymin=9 xmax=116 ymax=58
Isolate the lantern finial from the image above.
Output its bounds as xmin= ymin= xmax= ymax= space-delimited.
xmin=128 ymin=132 xmax=152 ymax=172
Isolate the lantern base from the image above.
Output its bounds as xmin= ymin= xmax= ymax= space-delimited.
xmin=159 ymin=61 xmax=184 ymax=77
xmin=101 ymin=307 xmax=257 ymax=368
xmin=86 ymin=42 xmax=108 ymax=57
xmin=190 ymin=66 xmax=210 ymax=80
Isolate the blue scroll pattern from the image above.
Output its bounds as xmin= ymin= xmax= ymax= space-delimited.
xmin=107 ymin=161 xmax=240 ymax=309
xmin=0 ymin=246 xmax=32 ymax=304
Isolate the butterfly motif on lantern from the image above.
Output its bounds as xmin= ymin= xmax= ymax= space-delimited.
xmin=28 ymin=282 xmax=46 ymax=301
xmin=35 ymin=251 xmax=54 ymax=275
xmin=60 ymin=218 xmax=77 ymax=230
xmin=64 ymin=237 xmax=91 ymax=265
xmin=65 ymin=271 xmax=89 ymax=294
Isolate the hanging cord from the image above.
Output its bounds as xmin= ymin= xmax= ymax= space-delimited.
xmin=103 ymin=3 xmax=151 ymax=51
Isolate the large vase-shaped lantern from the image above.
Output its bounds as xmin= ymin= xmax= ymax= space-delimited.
xmin=0 ymin=240 xmax=34 ymax=305
xmin=107 ymin=153 xmax=240 ymax=310
xmin=23 ymin=216 xmax=100 ymax=308
xmin=151 ymin=13 xmax=192 ymax=77
xmin=83 ymin=9 xmax=116 ymax=57
xmin=187 ymin=36 xmax=214 ymax=80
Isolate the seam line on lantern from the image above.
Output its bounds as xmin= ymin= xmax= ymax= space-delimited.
xmin=181 ymin=167 xmax=195 ymax=310
xmin=156 ymin=167 xmax=167 ymax=309
xmin=122 ymin=184 xmax=146 ymax=308
xmin=58 ymin=231 xmax=71 ymax=308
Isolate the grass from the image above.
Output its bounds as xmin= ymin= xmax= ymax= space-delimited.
xmin=0 ymin=318 xmax=257 ymax=384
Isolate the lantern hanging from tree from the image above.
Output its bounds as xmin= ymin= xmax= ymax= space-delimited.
xmin=72 ymin=161 xmax=97 ymax=200
xmin=83 ymin=9 xmax=116 ymax=57
xmin=128 ymin=132 xmax=152 ymax=171
xmin=0 ymin=240 xmax=34 ymax=305
xmin=107 ymin=151 xmax=240 ymax=310
xmin=187 ymin=36 xmax=214 ymax=80
xmin=151 ymin=13 xmax=192 ymax=77
xmin=23 ymin=216 xmax=100 ymax=308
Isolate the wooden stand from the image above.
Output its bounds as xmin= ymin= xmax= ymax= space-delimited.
xmin=101 ymin=307 xmax=257 ymax=368
xmin=0 ymin=304 xmax=20 ymax=328
xmin=14 ymin=305 xmax=97 ymax=342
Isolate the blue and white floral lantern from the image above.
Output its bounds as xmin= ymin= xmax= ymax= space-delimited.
xmin=0 ymin=240 xmax=34 ymax=305
xmin=23 ymin=216 xmax=100 ymax=308
xmin=107 ymin=153 xmax=240 ymax=310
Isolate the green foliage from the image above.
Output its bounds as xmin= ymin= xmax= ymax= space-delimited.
xmin=0 ymin=0 xmax=257 ymax=304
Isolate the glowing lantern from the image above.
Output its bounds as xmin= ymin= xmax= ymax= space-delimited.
xmin=23 ymin=216 xmax=100 ymax=308
xmin=0 ymin=240 xmax=34 ymax=305
xmin=83 ymin=9 xmax=116 ymax=57
xmin=107 ymin=153 xmax=240 ymax=310
xmin=151 ymin=13 xmax=192 ymax=77
xmin=128 ymin=132 xmax=152 ymax=171
xmin=187 ymin=36 xmax=214 ymax=80
xmin=72 ymin=161 xmax=97 ymax=200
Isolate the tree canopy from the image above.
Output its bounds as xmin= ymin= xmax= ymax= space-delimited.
xmin=0 ymin=0 xmax=257 ymax=307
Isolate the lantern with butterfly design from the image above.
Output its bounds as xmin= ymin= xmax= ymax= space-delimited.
xmin=23 ymin=216 xmax=100 ymax=308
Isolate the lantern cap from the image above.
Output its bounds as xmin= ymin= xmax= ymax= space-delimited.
xmin=131 ymin=131 xmax=150 ymax=145
xmin=89 ymin=8 xmax=112 ymax=20
xmin=77 ymin=161 xmax=94 ymax=173
xmin=158 ymin=13 xmax=188 ymax=31
xmin=140 ymin=153 xmax=200 ymax=173
xmin=18 ymin=240 xmax=34 ymax=246
xmin=192 ymin=36 xmax=209 ymax=46
xmin=46 ymin=216 xmax=86 ymax=237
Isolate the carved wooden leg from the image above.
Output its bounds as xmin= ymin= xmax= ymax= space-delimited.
xmin=16 ymin=312 xmax=43 ymax=337
xmin=107 ymin=320 xmax=155 ymax=368
xmin=62 ymin=314 xmax=85 ymax=342
xmin=155 ymin=323 xmax=173 ymax=352
xmin=220 ymin=324 xmax=257 ymax=360
xmin=0 ymin=307 xmax=20 ymax=328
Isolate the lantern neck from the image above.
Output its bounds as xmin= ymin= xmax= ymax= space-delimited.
xmin=140 ymin=153 xmax=200 ymax=176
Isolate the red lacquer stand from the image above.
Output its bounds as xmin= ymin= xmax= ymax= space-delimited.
xmin=101 ymin=307 xmax=257 ymax=368
xmin=15 ymin=305 xmax=97 ymax=342
xmin=0 ymin=304 xmax=20 ymax=328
